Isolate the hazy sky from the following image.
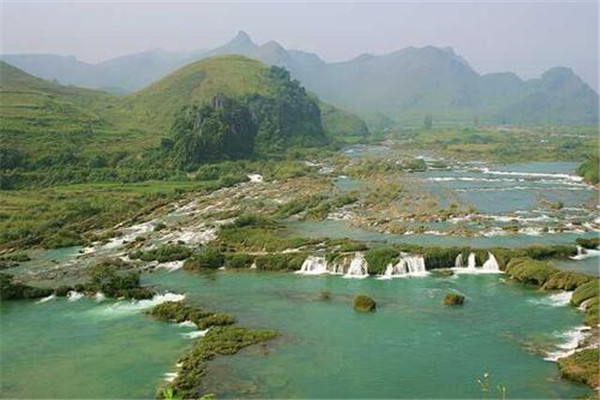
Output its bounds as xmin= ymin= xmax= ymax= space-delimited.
xmin=2 ymin=1 xmax=598 ymax=89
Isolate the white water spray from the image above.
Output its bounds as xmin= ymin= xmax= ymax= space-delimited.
xmin=344 ymin=253 xmax=369 ymax=278
xmin=297 ymin=256 xmax=329 ymax=275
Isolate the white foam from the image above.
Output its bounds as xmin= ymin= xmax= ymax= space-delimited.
xmin=247 ymin=174 xmax=263 ymax=183
xmin=480 ymin=167 xmax=583 ymax=183
xmin=528 ymin=291 xmax=572 ymax=307
xmin=182 ymin=329 xmax=210 ymax=339
xmin=164 ymin=372 xmax=178 ymax=383
xmin=157 ymin=261 xmax=184 ymax=272
xmin=36 ymin=294 xmax=56 ymax=304
xmin=67 ymin=291 xmax=84 ymax=301
xmin=343 ymin=252 xmax=369 ymax=279
xmin=296 ymin=256 xmax=329 ymax=275
xmin=97 ymin=292 xmax=185 ymax=316
xmin=570 ymin=246 xmax=600 ymax=260
xmin=95 ymin=292 xmax=106 ymax=302
xmin=544 ymin=326 xmax=589 ymax=362
xmin=177 ymin=320 xmax=196 ymax=328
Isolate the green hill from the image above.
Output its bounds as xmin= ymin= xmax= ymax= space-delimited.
xmin=1 ymin=56 xmax=366 ymax=171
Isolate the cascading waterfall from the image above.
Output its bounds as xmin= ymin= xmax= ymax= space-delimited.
xmin=482 ymin=252 xmax=500 ymax=272
xmin=297 ymin=256 xmax=329 ymax=275
xmin=455 ymin=253 xmax=464 ymax=268
xmin=570 ymin=245 xmax=600 ymax=260
xmin=344 ymin=252 xmax=369 ymax=278
xmin=467 ymin=253 xmax=477 ymax=270
xmin=380 ymin=253 xmax=428 ymax=278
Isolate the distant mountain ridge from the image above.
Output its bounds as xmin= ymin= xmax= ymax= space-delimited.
xmin=3 ymin=31 xmax=598 ymax=124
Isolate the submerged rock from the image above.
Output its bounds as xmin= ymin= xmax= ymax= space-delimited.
xmin=432 ymin=269 xmax=454 ymax=277
xmin=443 ymin=292 xmax=465 ymax=306
xmin=353 ymin=294 xmax=376 ymax=312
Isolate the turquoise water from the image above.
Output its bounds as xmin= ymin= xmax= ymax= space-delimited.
xmin=288 ymin=219 xmax=598 ymax=248
xmin=1 ymin=271 xmax=593 ymax=398
xmin=144 ymin=270 xmax=591 ymax=399
xmin=0 ymin=296 xmax=193 ymax=398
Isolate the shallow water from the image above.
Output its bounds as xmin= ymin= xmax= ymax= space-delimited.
xmin=143 ymin=270 xmax=591 ymax=399
xmin=288 ymin=219 xmax=598 ymax=248
xmin=0 ymin=296 xmax=192 ymax=398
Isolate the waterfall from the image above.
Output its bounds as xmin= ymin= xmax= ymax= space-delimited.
xmin=467 ymin=253 xmax=477 ymax=270
xmin=570 ymin=246 xmax=600 ymax=260
xmin=297 ymin=256 xmax=329 ymax=275
xmin=344 ymin=252 xmax=369 ymax=278
xmin=482 ymin=252 xmax=500 ymax=272
xmin=378 ymin=253 xmax=427 ymax=278
xmin=455 ymin=253 xmax=464 ymax=268
xmin=577 ymin=246 xmax=584 ymax=256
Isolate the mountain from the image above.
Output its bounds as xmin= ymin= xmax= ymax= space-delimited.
xmin=1 ymin=56 xmax=361 ymax=166
xmin=3 ymin=31 xmax=597 ymax=125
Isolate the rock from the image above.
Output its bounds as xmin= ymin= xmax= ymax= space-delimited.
xmin=353 ymin=294 xmax=376 ymax=312
xmin=444 ymin=292 xmax=465 ymax=306
xmin=432 ymin=269 xmax=454 ymax=277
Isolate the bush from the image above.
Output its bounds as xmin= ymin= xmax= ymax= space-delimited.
xmin=365 ymin=248 xmax=399 ymax=275
xmin=184 ymin=248 xmax=225 ymax=270
xmin=576 ymin=237 xmax=600 ymax=250
xmin=353 ymin=294 xmax=376 ymax=312
xmin=253 ymin=252 xmax=307 ymax=272
xmin=224 ymin=253 xmax=254 ymax=269
xmin=86 ymin=259 xmax=152 ymax=299
xmin=130 ymin=244 xmax=191 ymax=263
xmin=443 ymin=292 xmax=465 ymax=306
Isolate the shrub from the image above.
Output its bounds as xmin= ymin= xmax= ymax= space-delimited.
xmin=365 ymin=248 xmax=399 ymax=275
xmin=224 ymin=253 xmax=254 ymax=269
xmin=184 ymin=248 xmax=225 ymax=270
xmin=576 ymin=237 xmax=600 ymax=250
xmin=353 ymin=294 xmax=376 ymax=312
xmin=253 ymin=252 xmax=307 ymax=272
xmin=130 ymin=244 xmax=191 ymax=263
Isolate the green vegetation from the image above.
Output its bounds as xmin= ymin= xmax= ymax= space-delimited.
xmin=147 ymin=301 xmax=235 ymax=330
xmin=253 ymin=252 xmax=307 ymax=272
xmin=576 ymin=237 xmax=600 ymax=250
xmin=443 ymin=292 xmax=465 ymax=306
xmin=557 ymin=349 xmax=600 ymax=388
xmin=576 ymin=155 xmax=599 ymax=185
xmin=129 ymin=244 xmax=192 ymax=263
xmin=0 ymin=273 xmax=53 ymax=300
xmin=364 ymin=248 xmax=399 ymax=275
xmin=166 ymin=326 xmax=277 ymax=399
xmin=86 ymin=259 xmax=154 ymax=299
xmin=353 ymin=294 xmax=376 ymax=312
xmin=183 ymin=248 xmax=226 ymax=270
xmin=571 ymin=280 xmax=600 ymax=307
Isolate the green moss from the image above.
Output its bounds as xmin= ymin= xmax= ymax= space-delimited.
xmin=443 ymin=292 xmax=465 ymax=306
xmin=505 ymin=258 xmax=557 ymax=286
xmin=572 ymin=280 xmax=600 ymax=307
xmin=168 ymin=326 xmax=277 ymax=399
xmin=542 ymin=271 xmax=593 ymax=291
xmin=353 ymin=294 xmax=376 ymax=312
xmin=557 ymin=349 xmax=599 ymax=388
xmin=583 ymin=297 xmax=599 ymax=326
xmin=365 ymin=248 xmax=399 ymax=275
